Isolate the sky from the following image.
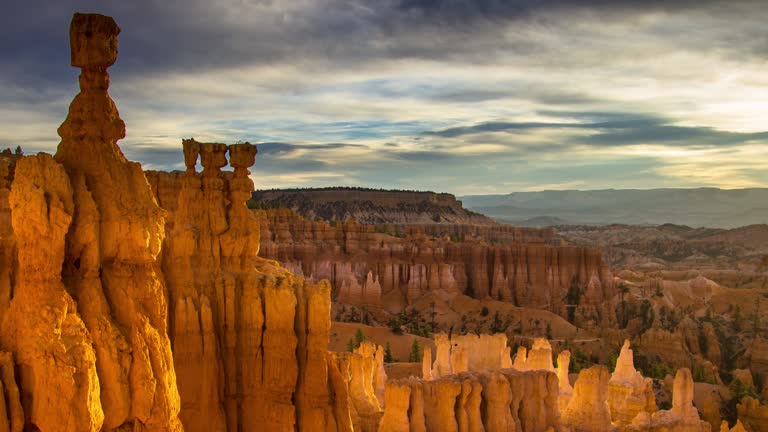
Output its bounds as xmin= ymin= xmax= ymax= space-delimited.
xmin=1 ymin=0 xmax=768 ymax=195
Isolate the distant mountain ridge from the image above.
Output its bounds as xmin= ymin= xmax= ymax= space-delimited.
xmin=460 ymin=188 xmax=768 ymax=228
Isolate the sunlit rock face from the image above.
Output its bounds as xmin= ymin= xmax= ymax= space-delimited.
xmin=379 ymin=370 xmax=560 ymax=432
xmin=148 ymin=143 xmax=366 ymax=431
xmin=0 ymin=12 xmax=360 ymax=432
xmin=556 ymin=350 xmax=574 ymax=413
xmin=608 ymin=340 xmax=657 ymax=426
xmin=0 ymin=13 xmax=183 ymax=432
xmin=562 ymin=366 xmax=614 ymax=432
xmin=627 ymin=368 xmax=710 ymax=432
xmin=428 ymin=332 xmax=511 ymax=379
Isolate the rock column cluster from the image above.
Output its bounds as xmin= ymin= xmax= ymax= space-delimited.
xmin=379 ymin=370 xmax=560 ymax=432
xmin=427 ymin=333 xmax=511 ymax=379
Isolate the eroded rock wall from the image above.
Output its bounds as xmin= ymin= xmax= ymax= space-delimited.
xmin=147 ymin=140 xmax=359 ymax=431
xmin=258 ymin=209 xmax=615 ymax=327
xmin=0 ymin=14 xmax=183 ymax=432
xmin=379 ymin=370 xmax=560 ymax=432
xmin=0 ymin=12 xmax=354 ymax=432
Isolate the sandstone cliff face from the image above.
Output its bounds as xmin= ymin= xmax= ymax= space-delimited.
xmin=0 ymin=14 xmax=182 ymax=432
xmin=257 ymin=208 xmax=615 ymax=327
xmin=737 ymin=397 xmax=768 ymax=432
xmin=147 ymin=141 xmax=363 ymax=431
xmin=627 ymin=368 xmax=710 ymax=432
xmin=379 ymin=370 xmax=560 ymax=432
xmin=0 ymin=13 xmax=362 ymax=432
xmin=428 ymin=333 xmax=512 ymax=379
xmin=562 ymin=366 xmax=614 ymax=432
xmin=608 ymin=340 xmax=657 ymax=426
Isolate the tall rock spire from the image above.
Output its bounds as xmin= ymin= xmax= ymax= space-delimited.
xmin=54 ymin=13 xmax=182 ymax=430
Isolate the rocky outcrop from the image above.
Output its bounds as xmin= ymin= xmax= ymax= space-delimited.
xmin=429 ymin=333 xmax=511 ymax=379
xmin=695 ymin=383 xmax=725 ymax=430
xmin=0 ymin=12 xmax=378 ymax=432
xmin=379 ymin=370 xmax=560 ymax=432
xmin=0 ymin=14 xmax=183 ymax=431
xmin=258 ymin=208 xmax=615 ymax=327
xmin=562 ymin=366 xmax=614 ymax=432
xmin=556 ymin=350 xmax=574 ymax=412
xmin=627 ymin=368 xmax=710 ymax=432
xmin=346 ymin=342 xmax=384 ymax=430
xmin=702 ymin=322 xmax=722 ymax=367
xmin=0 ymin=352 xmax=23 ymax=432
xmin=377 ymin=381 xmax=411 ymax=432
xmin=737 ymin=397 xmax=768 ymax=432
xmin=608 ymin=340 xmax=656 ymax=426
xmin=524 ymin=338 xmax=557 ymax=372
xmin=148 ymin=139 xmax=369 ymax=431
xmin=450 ymin=333 xmax=510 ymax=372
xmin=721 ymin=420 xmax=749 ymax=432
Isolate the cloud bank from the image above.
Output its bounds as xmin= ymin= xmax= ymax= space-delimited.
xmin=1 ymin=0 xmax=767 ymax=194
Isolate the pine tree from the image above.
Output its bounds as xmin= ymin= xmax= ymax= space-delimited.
xmin=354 ymin=329 xmax=366 ymax=349
xmin=384 ymin=342 xmax=394 ymax=363
xmin=408 ymin=339 xmax=421 ymax=362
xmin=346 ymin=338 xmax=355 ymax=352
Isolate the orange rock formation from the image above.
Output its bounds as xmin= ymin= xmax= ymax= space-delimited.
xmin=0 ymin=12 xmax=361 ymax=432
xmin=258 ymin=208 xmax=615 ymax=327
xmin=379 ymin=370 xmax=560 ymax=432
xmin=608 ymin=340 xmax=657 ymax=426
xmin=0 ymin=14 xmax=182 ymax=431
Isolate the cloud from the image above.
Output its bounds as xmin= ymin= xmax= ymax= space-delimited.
xmin=1 ymin=0 xmax=768 ymax=194
xmin=423 ymin=112 xmax=768 ymax=149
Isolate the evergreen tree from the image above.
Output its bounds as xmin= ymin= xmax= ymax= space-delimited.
xmin=354 ymin=329 xmax=366 ymax=349
xmin=346 ymin=338 xmax=355 ymax=352
xmin=384 ymin=342 xmax=394 ymax=363
xmin=408 ymin=339 xmax=422 ymax=362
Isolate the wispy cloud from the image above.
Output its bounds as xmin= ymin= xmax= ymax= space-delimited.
xmin=1 ymin=0 xmax=767 ymax=193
